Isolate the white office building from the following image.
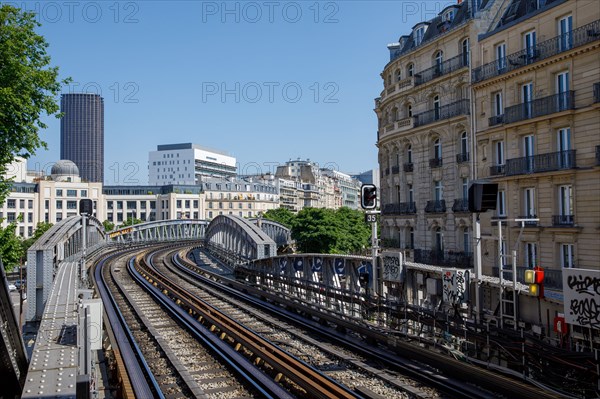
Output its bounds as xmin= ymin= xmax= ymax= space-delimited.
xmin=148 ymin=143 xmax=237 ymax=186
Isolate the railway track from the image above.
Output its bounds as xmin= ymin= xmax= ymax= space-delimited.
xmin=174 ymin=245 xmax=565 ymax=399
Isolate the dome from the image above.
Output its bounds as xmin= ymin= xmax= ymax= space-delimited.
xmin=51 ymin=160 xmax=79 ymax=177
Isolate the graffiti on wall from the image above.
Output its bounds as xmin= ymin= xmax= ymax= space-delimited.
xmin=563 ymin=268 xmax=600 ymax=329
xmin=442 ymin=269 xmax=470 ymax=304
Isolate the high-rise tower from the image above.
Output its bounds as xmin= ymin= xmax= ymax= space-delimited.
xmin=60 ymin=93 xmax=104 ymax=183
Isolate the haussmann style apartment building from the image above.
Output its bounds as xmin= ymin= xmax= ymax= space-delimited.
xmin=376 ymin=0 xmax=599 ymax=339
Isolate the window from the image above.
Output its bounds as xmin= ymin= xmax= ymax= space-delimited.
xmin=150 ymin=201 xmax=156 ymax=209
xmin=433 ymin=95 xmax=440 ymax=119
xmin=208 ymin=211 xmax=213 ymax=218
xmin=56 ymin=200 xmax=63 ymax=209
xmin=396 ymin=69 xmax=401 ymax=82
xmin=176 ymin=200 xmax=182 ymax=208
xmin=117 ymin=201 xmax=123 ymax=210
xmin=185 ymin=200 xmax=190 ymax=208
xmin=522 ymin=82 xmax=533 ymax=117
xmin=445 ymin=9 xmax=454 ymax=22
xmin=434 ymin=51 xmax=443 ymax=74
xmin=407 ymin=63 xmax=414 ymax=77
xmin=524 ymin=242 xmax=537 ymax=268
xmin=406 ymin=104 xmax=412 ymax=118
xmin=117 ymin=213 xmax=123 ymax=222
xmin=462 ymin=178 xmax=469 ymax=199
xmin=28 ymin=200 xmax=33 ymax=209
xmin=558 ymin=15 xmax=573 ymax=51
xmin=434 ymin=180 xmax=443 ymax=201
xmin=523 ymin=134 xmax=535 ymax=171
xmin=460 ymin=132 xmax=468 ymax=155
xmin=462 ymin=227 xmax=470 ymax=253
xmin=497 ymin=190 xmax=506 ymax=217
xmin=127 ymin=201 xmax=136 ymax=210
xmin=140 ymin=202 xmax=147 ymax=209
xmin=434 ymin=227 xmax=444 ymax=253
xmin=108 ymin=202 xmax=114 ymax=210
xmin=7 ymin=199 xmax=15 ymax=208
xmin=28 ymin=213 xmax=33 ymax=223
xmin=414 ymin=26 xmax=425 ymax=46
xmin=560 ymin=244 xmax=574 ymax=268
xmin=433 ymin=138 xmax=442 ymax=160
xmin=558 ymin=185 xmax=573 ymax=216
xmin=524 ymin=30 xmax=537 ymax=62
xmin=556 ymin=71 xmax=569 ymax=110
xmin=462 ymin=38 xmax=469 ymax=65
xmin=45 ymin=200 xmax=49 ymax=210
xmin=67 ymin=189 xmax=77 ymax=197
xmin=495 ymin=43 xmax=506 ymax=71
xmin=55 ymin=214 xmax=62 ymax=223
xmin=408 ymin=227 xmax=414 ymax=249
xmin=56 ymin=189 xmax=63 ymax=197
xmin=407 ymin=184 xmax=414 ymax=203
xmin=524 ymin=188 xmax=535 ymax=217
xmin=193 ymin=200 xmax=198 ymax=208
xmin=406 ymin=145 xmax=413 ymax=164
xmin=493 ymin=91 xmax=503 ymax=116
xmin=495 ymin=141 xmax=505 ymax=165
xmin=7 ymin=212 xmax=16 ymax=222
xmin=19 ymin=199 xmax=25 ymax=208
xmin=80 ymin=190 xmax=87 ymax=197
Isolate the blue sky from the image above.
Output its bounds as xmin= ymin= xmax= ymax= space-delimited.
xmin=16 ymin=0 xmax=455 ymax=184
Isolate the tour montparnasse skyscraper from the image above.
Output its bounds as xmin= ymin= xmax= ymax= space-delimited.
xmin=60 ymin=93 xmax=104 ymax=183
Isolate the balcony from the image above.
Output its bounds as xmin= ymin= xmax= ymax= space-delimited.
xmin=503 ymin=91 xmax=575 ymax=125
xmin=425 ymin=200 xmax=446 ymax=213
xmin=391 ymin=165 xmax=400 ymax=174
xmin=382 ymin=202 xmax=417 ymax=215
xmin=414 ymin=99 xmax=470 ymax=127
xmin=552 ymin=214 xmax=574 ymax=226
xmin=429 ymin=157 xmax=443 ymax=168
xmin=595 ymin=83 xmax=600 ymax=103
xmin=414 ymin=54 xmax=468 ymax=86
xmin=596 ymin=146 xmax=600 ymax=166
xmin=414 ymin=249 xmax=473 ymax=268
xmin=385 ymin=168 xmax=390 ymax=176
xmin=472 ymin=19 xmax=600 ymax=83
xmin=492 ymin=266 xmax=563 ymax=289
xmin=456 ymin=152 xmax=469 ymax=164
xmin=489 ymin=114 xmax=504 ymax=127
xmin=452 ymin=198 xmax=469 ymax=213
xmin=504 ymin=150 xmax=576 ymax=176
xmin=516 ymin=216 xmax=538 ymax=227
xmin=490 ymin=164 xmax=505 ymax=176
xmin=378 ymin=117 xmax=414 ymax=141
xmin=404 ymin=162 xmax=414 ymax=173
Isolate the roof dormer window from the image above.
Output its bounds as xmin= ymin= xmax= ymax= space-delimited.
xmin=444 ymin=10 xmax=454 ymax=22
xmin=414 ymin=26 xmax=425 ymax=45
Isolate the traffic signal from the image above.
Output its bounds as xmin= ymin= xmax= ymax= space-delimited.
xmin=468 ymin=182 xmax=498 ymax=213
xmin=524 ymin=266 xmax=545 ymax=297
xmin=79 ymin=199 xmax=93 ymax=215
xmin=361 ymin=184 xmax=377 ymax=210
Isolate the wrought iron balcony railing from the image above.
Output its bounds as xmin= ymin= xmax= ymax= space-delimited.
xmin=429 ymin=157 xmax=443 ymax=168
xmin=472 ymin=19 xmax=600 ymax=83
xmin=414 ymin=99 xmax=470 ymax=127
xmin=490 ymin=164 xmax=505 ymax=176
xmin=391 ymin=165 xmax=400 ymax=174
xmin=516 ymin=216 xmax=538 ymax=227
xmin=501 ymin=91 xmax=575 ymax=125
xmin=552 ymin=214 xmax=574 ymax=226
xmin=385 ymin=167 xmax=390 ymax=176
xmin=489 ymin=114 xmax=504 ymax=126
xmin=505 ymin=150 xmax=576 ymax=176
xmin=456 ymin=152 xmax=469 ymax=163
xmin=382 ymin=202 xmax=417 ymax=215
xmin=594 ymin=83 xmax=600 ymax=103
xmin=596 ymin=145 xmax=600 ymax=166
xmin=425 ymin=199 xmax=446 ymax=213
xmin=414 ymin=249 xmax=473 ymax=268
xmin=414 ymin=53 xmax=468 ymax=86
xmin=452 ymin=198 xmax=469 ymax=213
xmin=404 ymin=162 xmax=414 ymax=172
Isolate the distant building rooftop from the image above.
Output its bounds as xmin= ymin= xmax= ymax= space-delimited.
xmin=156 ymin=143 xmax=231 ymax=156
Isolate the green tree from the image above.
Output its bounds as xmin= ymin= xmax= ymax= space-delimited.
xmin=21 ymin=222 xmax=53 ymax=253
xmin=0 ymin=5 xmax=69 ymax=203
xmin=291 ymin=207 xmax=370 ymax=254
xmin=0 ymin=222 xmax=23 ymax=271
xmin=102 ymin=220 xmax=115 ymax=232
xmin=123 ymin=217 xmax=142 ymax=227
xmin=262 ymin=208 xmax=296 ymax=228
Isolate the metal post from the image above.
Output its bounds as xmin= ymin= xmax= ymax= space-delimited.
xmin=81 ymin=214 xmax=87 ymax=283
xmin=498 ymin=219 xmax=503 ymax=329
xmin=473 ymin=213 xmax=482 ymax=324
xmin=371 ymin=216 xmax=378 ymax=295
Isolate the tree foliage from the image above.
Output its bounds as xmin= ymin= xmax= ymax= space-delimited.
xmin=0 ymin=5 xmax=69 ymax=203
xmin=0 ymin=221 xmax=22 ymax=271
xmin=291 ymin=207 xmax=370 ymax=254
xmin=102 ymin=220 xmax=115 ymax=232
xmin=122 ymin=217 xmax=142 ymax=227
xmin=262 ymin=208 xmax=295 ymax=228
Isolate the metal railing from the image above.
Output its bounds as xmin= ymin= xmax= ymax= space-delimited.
xmin=502 ymin=91 xmax=575 ymax=125
xmin=492 ymin=266 xmax=563 ymax=289
xmin=594 ymin=83 xmax=600 ymax=103
xmin=391 ymin=165 xmax=400 ymax=174
xmin=552 ymin=214 xmax=574 ymax=226
xmin=505 ymin=150 xmax=576 ymax=176
xmin=414 ymin=249 xmax=473 ymax=268
xmin=429 ymin=157 xmax=443 ymax=168
xmin=490 ymin=164 xmax=505 ymax=176
xmin=414 ymin=54 xmax=468 ymax=86
xmin=452 ymin=198 xmax=469 ymax=213
xmin=404 ymin=162 xmax=414 ymax=172
xmin=382 ymin=202 xmax=417 ymax=215
xmin=516 ymin=216 xmax=538 ymax=227
xmin=385 ymin=167 xmax=390 ymax=176
xmin=456 ymin=152 xmax=469 ymax=163
xmin=596 ymin=145 xmax=600 ymax=165
xmin=425 ymin=199 xmax=446 ymax=213
xmin=472 ymin=19 xmax=600 ymax=83
xmin=489 ymin=114 xmax=504 ymax=126
xmin=414 ymin=99 xmax=470 ymax=127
